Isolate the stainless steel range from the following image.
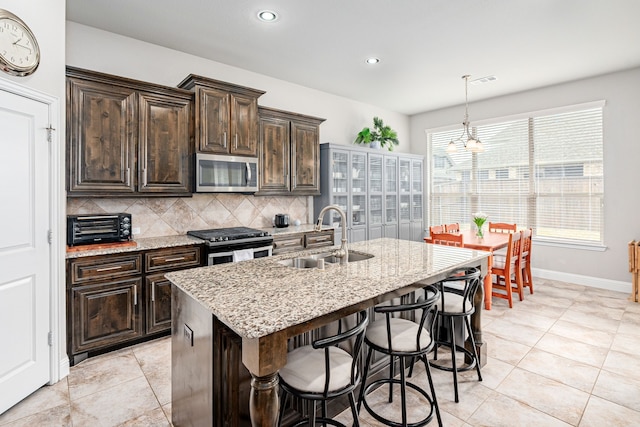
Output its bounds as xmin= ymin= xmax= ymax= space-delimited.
xmin=187 ymin=227 xmax=273 ymax=265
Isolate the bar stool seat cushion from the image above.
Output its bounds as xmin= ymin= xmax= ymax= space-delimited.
xmin=441 ymin=292 xmax=467 ymax=314
xmin=279 ymin=345 xmax=352 ymax=393
xmin=365 ymin=318 xmax=431 ymax=352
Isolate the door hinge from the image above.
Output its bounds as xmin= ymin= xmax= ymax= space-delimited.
xmin=47 ymin=230 xmax=53 ymax=244
xmin=46 ymin=125 xmax=56 ymax=143
xmin=48 ymin=332 xmax=53 ymax=346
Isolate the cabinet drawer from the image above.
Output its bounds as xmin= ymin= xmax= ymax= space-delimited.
xmin=305 ymin=230 xmax=334 ymax=249
xmin=145 ymin=246 xmax=202 ymax=273
xmin=69 ymin=253 xmax=142 ymax=286
xmin=272 ymin=234 xmax=305 ymax=254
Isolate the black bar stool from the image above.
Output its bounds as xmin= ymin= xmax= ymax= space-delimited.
xmin=358 ymin=285 xmax=442 ymax=427
xmin=430 ymin=267 xmax=483 ymax=403
xmin=278 ymin=310 xmax=369 ymax=427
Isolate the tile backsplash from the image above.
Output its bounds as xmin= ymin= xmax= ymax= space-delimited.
xmin=67 ymin=194 xmax=311 ymax=239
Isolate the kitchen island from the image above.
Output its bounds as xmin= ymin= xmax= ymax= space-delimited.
xmin=166 ymin=237 xmax=489 ymax=426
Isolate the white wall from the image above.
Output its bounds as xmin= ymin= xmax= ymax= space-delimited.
xmin=410 ymin=67 xmax=640 ymax=286
xmin=65 ymin=22 xmax=411 ymax=153
xmin=0 ymin=0 xmax=67 ymax=377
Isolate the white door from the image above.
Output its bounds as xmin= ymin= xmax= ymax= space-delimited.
xmin=0 ymin=87 xmax=51 ymax=413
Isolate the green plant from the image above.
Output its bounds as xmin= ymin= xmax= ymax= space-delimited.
xmin=472 ymin=212 xmax=488 ymax=238
xmin=354 ymin=117 xmax=399 ymax=151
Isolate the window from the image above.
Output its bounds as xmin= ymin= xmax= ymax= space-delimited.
xmin=428 ymin=103 xmax=604 ymax=246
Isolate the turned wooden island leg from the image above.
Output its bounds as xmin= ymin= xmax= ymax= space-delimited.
xmin=242 ymin=333 xmax=288 ymax=427
xmin=250 ymin=373 xmax=279 ymax=426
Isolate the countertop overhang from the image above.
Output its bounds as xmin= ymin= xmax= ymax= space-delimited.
xmin=166 ymin=238 xmax=489 ymax=340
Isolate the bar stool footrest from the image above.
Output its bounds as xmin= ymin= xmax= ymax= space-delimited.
xmin=361 ymin=378 xmax=436 ymax=427
xmin=429 ymin=342 xmax=478 ymax=374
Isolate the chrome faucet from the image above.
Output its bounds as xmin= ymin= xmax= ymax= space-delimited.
xmin=315 ymin=204 xmax=348 ymax=264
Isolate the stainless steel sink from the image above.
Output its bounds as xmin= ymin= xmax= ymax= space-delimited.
xmin=277 ymin=257 xmax=320 ymax=269
xmin=320 ymin=251 xmax=374 ymax=264
xmin=278 ymin=250 xmax=374 ymax=269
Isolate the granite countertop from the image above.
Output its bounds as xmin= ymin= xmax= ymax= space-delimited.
xmin=166 ymin=238 xmax=489 ymax=340
xmin=65 ymin=235 xmax=204 ymax=259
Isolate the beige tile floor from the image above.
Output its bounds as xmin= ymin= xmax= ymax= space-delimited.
xmin=1 ymin=278 xmax=639 ymax=426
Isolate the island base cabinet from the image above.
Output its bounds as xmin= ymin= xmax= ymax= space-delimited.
xmin=171 ymin=284 xmax=214 ymax=427
xmin=172 ymin=284 xmax=253 ymax=427
xmin=172 ymin=285 xmax=344 ymax=427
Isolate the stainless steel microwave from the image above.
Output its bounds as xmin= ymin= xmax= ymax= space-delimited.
xmin=195 ymin=153 xmax=259 ymax=193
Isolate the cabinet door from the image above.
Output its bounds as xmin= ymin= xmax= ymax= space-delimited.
xmin=67 ymin=78 xmax=136 ymax=194
xmin=145 ymin=273 xmax=172 ymax=334
xmin=229 ymin=93 xmax=259 ymax=156
xmin=138 ymin=92 xmax=192 ymax=193
xmin=384 ymin=157 xmax=399 ymax=237
xmin=71 ymin=277 xmax=142 ymax=354
xmin=291 ymin=121 xmax=320 ymax=195
xmin=258 ymin=116 xmax=290 ymax=193
xmin=198 ymin=87 xmax=230 ymax=153
xmin=368 ymin=154 xmax=383 ymax=234
xmin=351 ymin=152 xmax=367 ymax=236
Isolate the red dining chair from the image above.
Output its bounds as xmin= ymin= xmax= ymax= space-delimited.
xmin=429 ymin=225 xmax=446 ymax=236
xmin=488 ymin=222 xmax=517 ymax=234
xmin=519 ymin=228 xmax=534 ymax=294
xmin=491 ymin=231 xmax=523 ymax=308
xmin=444 ymin=223 xmax=460 ymax=233
xmin=431 ymin=232 xmax=463 ymax=247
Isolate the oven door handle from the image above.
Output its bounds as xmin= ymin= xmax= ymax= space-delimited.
xmin=252 ymin=245 xmax=273 ymax=256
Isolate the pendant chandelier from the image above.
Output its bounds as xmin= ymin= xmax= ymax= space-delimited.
xmin=446 ymin=75 xmax=483 ymax=154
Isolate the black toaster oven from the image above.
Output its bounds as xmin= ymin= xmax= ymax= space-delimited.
xmin=67 ymin=213 xmax=132 ymax=246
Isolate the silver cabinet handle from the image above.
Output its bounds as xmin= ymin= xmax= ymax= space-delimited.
xmin=165 ymin=256 xmax=185 ymax=262
xmin=223 ymin=131 xmax=227 ymax=148
xmin=126 ymin=168 xmax=131 ymax=186
xmin=142 ymin=169 xmax=147 ymax=187
xmin=151 ymin=282 xmax=155 ymax=302
xmin=96 ymin=265 xmax=122 ymax=272
xmin=133 ymin=285 xmax=137 ymax=306
xmin=235 ymin=134 xmax=238 ymax=149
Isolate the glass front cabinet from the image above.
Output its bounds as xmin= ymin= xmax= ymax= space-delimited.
xmin=315 ymin=143 xmax=424 ymax=243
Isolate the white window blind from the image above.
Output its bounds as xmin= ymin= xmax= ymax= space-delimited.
xmin=428 ymin=105 xmax=603 ymax=246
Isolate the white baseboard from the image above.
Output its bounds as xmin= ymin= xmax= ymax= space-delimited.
xmin=532 ymin=268 xmax=631 ymax=294
xmin=59 ymin=357 xmax=70 ymax=379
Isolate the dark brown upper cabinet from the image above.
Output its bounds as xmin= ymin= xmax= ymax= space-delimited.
xmin=178 ymin=75 xmax=265 ymax=157
xmin=256 ymin=107 xmax=325 ymax=196
xmin=66 ymin=67 xmax=193 ymax=196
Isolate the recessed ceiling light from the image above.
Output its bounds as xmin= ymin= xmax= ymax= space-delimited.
xmin=258 ymin=10 xmax=278 ymax=22
xmin=366 ymin=57 xmax=380 ymax=65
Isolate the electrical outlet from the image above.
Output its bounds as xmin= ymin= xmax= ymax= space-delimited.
xmin=132 ymin=227 xmax=141 ymax=235
xmin=183 ymin=324 xmax=193 ymax=347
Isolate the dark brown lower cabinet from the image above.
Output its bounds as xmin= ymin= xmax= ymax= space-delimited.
xmin=145 ymin=273 xmax=173 ymax=335
xmin=67 ymin=244 xmax=204 ymax=365
xmin=71 ymin=277 xmax=142 ymax=354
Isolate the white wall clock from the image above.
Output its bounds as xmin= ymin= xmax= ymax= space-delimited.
xmin=0 ymin=9 xmax=40 ymax=77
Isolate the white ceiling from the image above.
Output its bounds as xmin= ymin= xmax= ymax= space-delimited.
xmin=65 ymin=0 xmax=640 ymax=115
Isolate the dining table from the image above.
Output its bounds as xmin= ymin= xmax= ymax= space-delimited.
xmin=424 ymin=229 xmax=511 ymax=310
